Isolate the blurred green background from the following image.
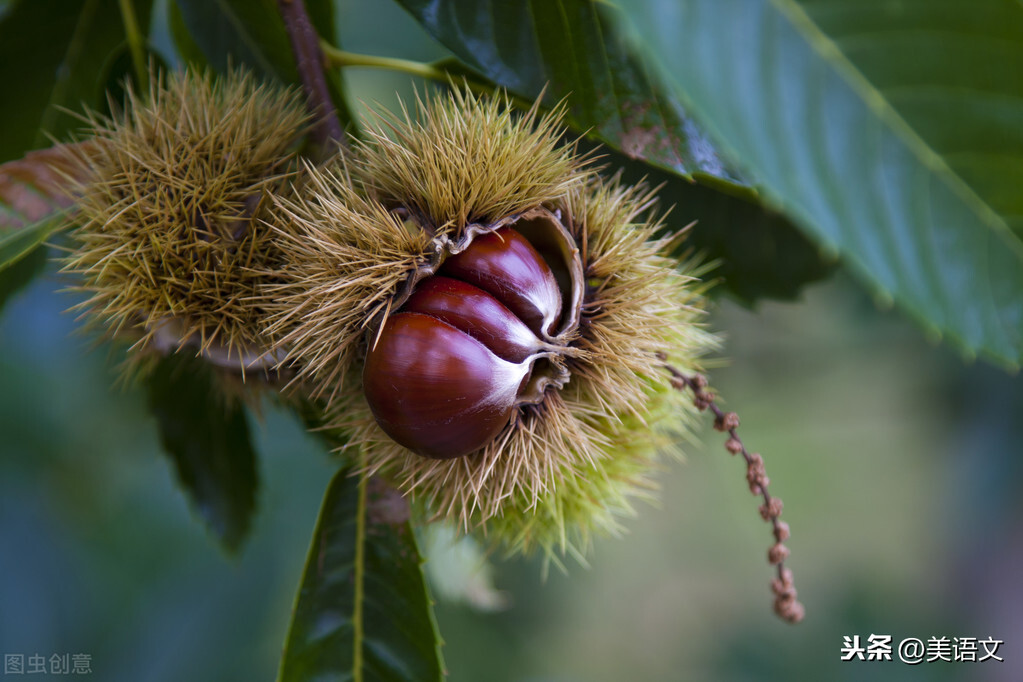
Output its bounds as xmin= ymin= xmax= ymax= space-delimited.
xmin=2 ymin=1 xmax=1021 ymax=680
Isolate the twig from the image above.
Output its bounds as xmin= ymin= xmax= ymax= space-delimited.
xmin=276 ymin=0 xmax=344 ymax=149
xmin=659 ymin=354 xmax=805 ymax=624
xmin=319 ymin=45 xmax=446 ymax=82
xmin=318 ymin=44 xmax=538 ymax=113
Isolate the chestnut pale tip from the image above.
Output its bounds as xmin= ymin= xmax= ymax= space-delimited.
xmin=363 ymin=312 xmax=531 ymax=459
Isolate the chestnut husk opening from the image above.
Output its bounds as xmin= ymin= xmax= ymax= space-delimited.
xmin=362 ymin=207 xmax=586 ymax=458
xmin=365 ymin=207 xmax=584 ymax=347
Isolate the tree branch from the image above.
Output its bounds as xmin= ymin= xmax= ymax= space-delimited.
xmin=276 ymin=0 xmax=344 ymax=151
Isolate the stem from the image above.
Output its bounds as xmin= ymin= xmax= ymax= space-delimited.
xmin=320 ymin=44 xmax=449 ymax=82
xmin=352 ymin=457 xmax=368 ymax=682
xmin=319 ymin=43 xmax=529 ymax=107
xmin=117 ymin=0 xmax=148 ymax=90
xmin=276 ymin=0 xmax=344 ymax=150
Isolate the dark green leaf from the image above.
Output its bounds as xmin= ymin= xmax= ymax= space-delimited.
xmin=145 ymin=353 xmax=259 ymax=552
xmin=800 ymin=0 xmax=1023 ymax=241
xmin=632 ymin=0 xmax=1023 ymax=366
xmin=592 ymin=142 xmax=836 ymax=303
xmin=396 ymin=0 xmax=733 ymax=182
xmin=0 ymin=0 xmax=153 ymax=163
xmin=171 ymin=0 xmax=299 ymax=81
xmin=305 ymin=0 xmax=336 ymax=43
xmin=0 ymin=219 xmax=61 ymax=274
xmin=0 ymin=244 xmax=46 ymax=315
xmin=167 ymin=0 xmax=208 ymax=69
xmin=398 ymin=0 xmax=832 ymax=302
xmin=278 ymin=469 xmax=444 ymax=682
xmin=99 ymin=43 xmax=171 ymax=114
xmin=171 ymin=0 xmax=356 ymax=132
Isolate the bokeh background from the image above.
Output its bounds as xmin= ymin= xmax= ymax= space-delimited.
xmin=1 ymin=1 xmax=1021 ymax=680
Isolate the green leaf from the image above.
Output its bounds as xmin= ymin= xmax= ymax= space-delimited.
xmin=171 ymin=0 xmax=356 ymax=131
xmin=278 ymin=468 xmax=444 ymax=682
xmin=0 ymin=220 xmax=61 ymax=274
xmin=167 ymin=0 xmax=208 ymax=68
xmin=397 ymin=0 xmax=832 ymax=302
xmin=0 ymin=244 xmax=46 ymax=315
xmin=631 ymin=0 xmax=1023 ymax=366
xmin=595 ymin=143 xmax=836 ymax=303
xmin=98 ymin=43 xmax=171 ymax=115
xmin=305 ymin=0 xmax=337 ymax=43
xmin=0 ymin=0 xmax=153 ymax=163
xmin=396 ymin=0 xmax=733 ymax=182
xmin=145 ymin=353 xmax=259 ymax=553
xmin=171 ymin=0 xmax=299 ymax=81
xmin=800 ymin=0 xmax=1023 ymax=241
xmin=0 ymin=143 xmax=74 ymax=300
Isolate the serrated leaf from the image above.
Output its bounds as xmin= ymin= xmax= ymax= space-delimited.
xmin=0 ymin=0 xmax=153 ymax=163
xmin=397 ymin=0 xmax=832 ymax=302
xmin=595 ymin=143 xmax=835 ymax=303
xmin=396 ymin=0 xmax=732 ymax=181
xmin=278 ymin=469 xmax=444 ymax=682
xmin=800 ymin=0 xmax=1023 ymax=241
xmin=145 ymin=353 xmax=259 ymax=553
xmin=631 ymin=0 xmax=1023 ymax=366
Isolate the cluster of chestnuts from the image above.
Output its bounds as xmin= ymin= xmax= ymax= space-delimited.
xmin=63 ymin=68 xmax=716 ymax=560
xmin=364 ymin=216 xmax=581 ymax=460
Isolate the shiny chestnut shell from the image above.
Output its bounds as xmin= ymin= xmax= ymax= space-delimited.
xmin=363 ymin=214 xmax=582 ymax=459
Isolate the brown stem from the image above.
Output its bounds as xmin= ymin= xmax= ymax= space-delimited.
xmin=659 ymin=354 xmax=805 ymax=624
xmin=276 ymin=0 xmax=344 ymax=150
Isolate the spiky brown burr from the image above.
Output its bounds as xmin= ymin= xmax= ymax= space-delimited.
xmin=265 ymin=88 xmax=718 ymax=562
xmin=63 ymin=68 xmax=311 ymax=374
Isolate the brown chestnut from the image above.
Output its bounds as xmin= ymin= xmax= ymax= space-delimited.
xmin=363 ymin=224 xmax=575 ymax=459
xmin=440 ymin=228 xmax=563 ymax=337
xmin=362 ymin=312 xmax=531 ymax=459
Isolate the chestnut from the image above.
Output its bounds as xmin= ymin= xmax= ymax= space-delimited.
xmin=439 ymin=228 xmax=563 ymax=337
xmin=363 ymin=223 xmax=577 ymax=459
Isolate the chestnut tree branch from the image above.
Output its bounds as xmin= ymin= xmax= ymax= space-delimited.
xmin=276 ymin=0 xmax=344 ymax=150
xmin=660 ymin=355 xmax=806 ymax=624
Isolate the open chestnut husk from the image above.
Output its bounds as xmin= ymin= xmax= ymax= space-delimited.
xmin=363 ymin=216 xmax=582 ymax=459
xmin=265 ymin=88 xmax=715 ymax=559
